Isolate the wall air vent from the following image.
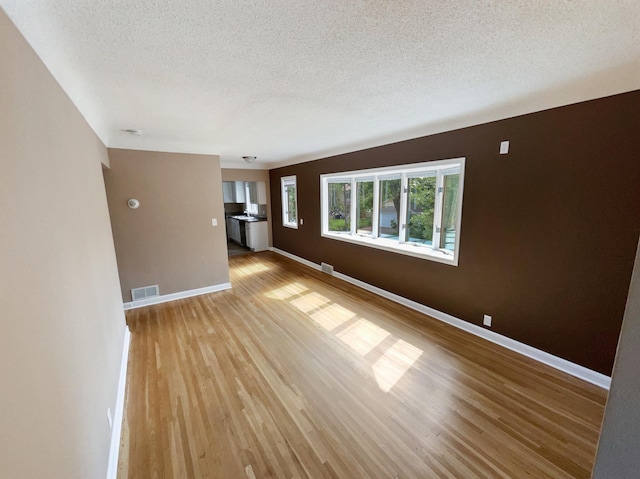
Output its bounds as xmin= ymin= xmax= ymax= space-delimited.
xmin=321 ymin=262 xmax=334 ymax=274
xmin=131 ymin=285 xmax=159 ymax=301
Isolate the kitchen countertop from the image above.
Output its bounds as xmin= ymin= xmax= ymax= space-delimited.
xmin=229 ymin=215 xmax=267 ymax=223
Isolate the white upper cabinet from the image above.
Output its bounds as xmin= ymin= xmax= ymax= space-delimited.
xmin=223 ymin=181 xmax=246 ymax=203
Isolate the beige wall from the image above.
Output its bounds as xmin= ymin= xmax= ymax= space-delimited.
xmin=0 ymin=8 xmax=126 ymax=479
xmin=221 ymin=168 xmax=273 ymax=246
xmin=106 ymin=149 xmax=229 ymax=302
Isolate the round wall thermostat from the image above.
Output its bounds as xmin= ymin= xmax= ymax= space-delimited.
xmin=127 ymin=198 xmax=140 ymax=209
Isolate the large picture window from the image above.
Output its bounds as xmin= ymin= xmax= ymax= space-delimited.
xmin=321 ymin=158 xmax=465 ymax=265
xmin=281 ymin=175 xmax=298 ymax=229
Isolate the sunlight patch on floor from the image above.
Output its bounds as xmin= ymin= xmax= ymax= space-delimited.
xmin=265 ymin=280 xmax=423 ymax=393
xmin=290 ymin=292 xmax=332 ymax=314
xmin=235 ymin=262 xmax=271 ymax=277
xmin=264 ymin=282 xmax=308 ymax=300
xmin=244 ymin=465 xmax=256 ymax=479
xmin=373 ymin=339 xmax=423 ymax=392
xmin=311 ymin=303 xmax=356 ymax=331
xmin=336 ymin=318 xmax=391 ymax=356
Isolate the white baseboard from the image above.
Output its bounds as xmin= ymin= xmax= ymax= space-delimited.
xmin=123 ymin=282 xmax=232 ymax=310
xmin=270 ymin=247 xmax=322 ymax=272
xmin=106 ymin=326 xmax=131 ymax=479
xmin=270 ymin=247 xmax=611 ymax=389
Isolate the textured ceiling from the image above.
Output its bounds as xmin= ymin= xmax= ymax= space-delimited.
xmin=1 ymin=1 xmax=639 ymax=169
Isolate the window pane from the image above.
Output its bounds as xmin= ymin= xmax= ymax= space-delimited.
xmin=285 ymin=185 xmax=297 ymax=224
xmin=328 ymin=182 xmax=351 ymax=232
xmin=406 ymin=176 xmax=436 ymax=245
xmin=356 ymin=181 xmax=373 ymax=235
xmin=440 ymin=173 xmax=459 ymax=251
xmin=378 ymin=178 xmax=401 ymax=239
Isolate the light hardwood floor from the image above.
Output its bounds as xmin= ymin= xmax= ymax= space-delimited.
xmin=118 ymin=251 xmax=606 ymax=478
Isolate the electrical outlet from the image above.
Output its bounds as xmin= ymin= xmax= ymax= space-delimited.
xmin=107 ymin=408 xmax=113 ymax=430
xmin=500 ymin=141 xmax=509 ymax=154
xmin=300 ymin=218 xmax=304 ymax=225
xmin=211 ymin=218 xmax=218 ymax=226
xmin=483 ymin=314 xmax=492 ymax=327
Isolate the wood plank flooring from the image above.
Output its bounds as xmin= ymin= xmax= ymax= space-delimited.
xmin=118 ymin=251 xmax=606 ymax=478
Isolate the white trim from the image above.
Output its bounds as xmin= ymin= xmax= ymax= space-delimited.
xmin=123 ymin=283 xmax=232 ymax=310
xmin=106 ymin=326 xmax=131 ymax=479
xmin=319 ymin=232 xmax=458 ymax=265
xmin=270 ymin=247 xmax=321 ymax=271
xmin=269 ymin=248 xmax=611 ymax=389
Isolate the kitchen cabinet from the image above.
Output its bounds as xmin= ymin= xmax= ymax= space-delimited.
xmin=222 ymin=182 xmax=234 ymax=203
xmin=256 ymin=181 xmax=267 ymax=204
xmin=222 ymin=181 xmax=246 ymax=203
xmin=234 ymin=181 xmax=245 ymax=203
xmin=248 ymin=182 xmax=257 ymax=204
xmin=245 ymin=221 xmax=268 ymax=252
xmin=247 ymin=181 xmax=267 ymax=205
xmin=225 ymin=217 xmax=233 ymax=239
xmin=227 ymin=218 xmax=242 ymax=244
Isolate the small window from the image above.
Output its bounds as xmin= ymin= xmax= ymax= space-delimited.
xmin=321 ymin=158 xmax=465 ymax=265
xmin=281 ymin=176 xmax=298 ymax=229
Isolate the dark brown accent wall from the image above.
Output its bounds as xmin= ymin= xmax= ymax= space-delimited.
xmin=270 ymin=90 xmax=640 ymax=375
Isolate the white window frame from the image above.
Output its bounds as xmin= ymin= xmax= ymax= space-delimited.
xmin=281 ymin=175 xmax=298 ymax=229
xmin=321 ymin=158 xmax=465 ymax=266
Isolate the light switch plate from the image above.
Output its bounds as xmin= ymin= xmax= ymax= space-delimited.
xmin=211 ymin=218 xmax=217 ymax=226
xmin=500 ymin=141 xmax=509 ymax=154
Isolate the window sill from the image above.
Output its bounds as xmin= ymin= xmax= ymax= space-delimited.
xmin=321 ymin=232 xmax=458 ymax=266
xmin=283 ymin=223 xmax=298 ymax=229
